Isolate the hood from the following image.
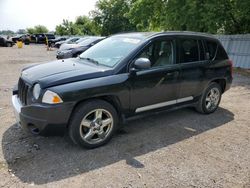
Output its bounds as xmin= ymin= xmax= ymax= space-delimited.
xmin=60 ymin=43 xmax=79 ymax=50
xmin=21 ymin=58 xmax=112 ymax=88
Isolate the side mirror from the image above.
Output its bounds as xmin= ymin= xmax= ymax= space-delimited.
xmin=134 ymin=58 xmax=151 ymax=70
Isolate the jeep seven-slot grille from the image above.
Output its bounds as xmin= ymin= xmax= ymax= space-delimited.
xmin=17 ymin=78 xmax=29 ymax=105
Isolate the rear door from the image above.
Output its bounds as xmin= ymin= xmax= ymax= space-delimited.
xmin=177 ymin=37 xmax=208 ymax=100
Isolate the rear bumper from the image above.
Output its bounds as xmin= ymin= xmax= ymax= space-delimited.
xmin=12 ymin=95 xmax=75 ymax=135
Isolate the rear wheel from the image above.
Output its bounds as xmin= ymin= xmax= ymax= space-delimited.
xmin=196 ymin=82 xmax=222 ymax=114
xmin=6 ymin=43 xmax=11 ymax=47
xmin=69 ymin=100 xmax=118 ymax=148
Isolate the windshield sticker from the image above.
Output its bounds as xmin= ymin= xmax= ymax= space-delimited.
xmin=123 ymin=38 xmax=141 ymax=44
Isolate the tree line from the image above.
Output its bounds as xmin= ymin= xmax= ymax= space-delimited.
xmin=2 ymin=0 xmax=249 ymax=36
xmin=55 ymin=0 xmax=250 ymax=36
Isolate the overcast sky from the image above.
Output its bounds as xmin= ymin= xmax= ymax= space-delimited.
xmin=0 ymin=0 xmax=97 ymax=31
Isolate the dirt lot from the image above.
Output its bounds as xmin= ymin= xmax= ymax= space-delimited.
xmin=0 ymin=45 xmax=249 ymax=188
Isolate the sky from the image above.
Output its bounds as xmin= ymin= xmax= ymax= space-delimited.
xmin=0 ymin=0 xmax=97 ymax=32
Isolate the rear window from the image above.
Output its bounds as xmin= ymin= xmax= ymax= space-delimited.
xmin=179 ymin=39 xmax=199 ymax=63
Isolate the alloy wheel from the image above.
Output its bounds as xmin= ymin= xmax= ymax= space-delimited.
xmin=205 ymin=88 xmax=220 ymax=111
xmin=79 ymin=109 xmax=113 ymax=144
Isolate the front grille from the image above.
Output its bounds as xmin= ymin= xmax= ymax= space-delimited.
xmin=17 ymin=78 xmax=29 ymax=105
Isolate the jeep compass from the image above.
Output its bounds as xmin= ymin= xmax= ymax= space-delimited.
xmin=12 ymin=32 xmax=233 ymax=148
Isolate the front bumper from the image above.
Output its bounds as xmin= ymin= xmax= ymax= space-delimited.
xmin=12 ymin=95 xmax=75 ymax=135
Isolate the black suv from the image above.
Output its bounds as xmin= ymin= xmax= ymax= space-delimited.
xmin=12 ymin=32 xmax=232 ymax=148
xmin=11 ymin=34 xmax=31 ymax=44
xmin=30 ymin=33 xmax=55 ymax=43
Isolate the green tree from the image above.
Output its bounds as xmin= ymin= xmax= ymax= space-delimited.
xmin=26 ymin=25 xmax=49 ymax=34
xmin=222 ymin=0 xmax=250 ymax=34
xmin=26 ymin=28 xmax=36 ymax=34
xmin=127 ymin=0 xmax=166 ymax=31
xmin=55 ymin=19 xmax=81 ymax=35
xmin=34 ymin=25 xmax=49 ymax=33
xmin=75 ymin=16 xmax=100 ymax=35
xmin=91 ymin=0 xmax=136 ymax=35
xmin=165 ymin=0 xmax=250 ymax=34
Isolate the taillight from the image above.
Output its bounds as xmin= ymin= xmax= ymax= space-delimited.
xmin=228 ymin=59 xmax=233 ymax=77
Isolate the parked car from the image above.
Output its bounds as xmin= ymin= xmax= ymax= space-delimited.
xmin=58 ymin=37 xmax=92 ymax=51
xmin=54 ymin=37 xmax=80 ymax=48
xmin=49 ymin=37 xmax=68 ymax=47
xmin=12 ymin=32 xmax=233 ymax=149
xmin=30 ymin=33 xmax=55 ymax=44
xmin=11 ymin=34 xmax=31 ymax=44
xmin=0 ymin=36 xmax=14 ymax=47
xmin=56 ymin=37 xmax=105 ymax=59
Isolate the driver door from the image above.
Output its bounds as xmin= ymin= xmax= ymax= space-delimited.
xmin=128 ymin=38 xmax=181 ymax=113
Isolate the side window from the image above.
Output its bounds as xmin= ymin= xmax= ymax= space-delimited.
xmin=179 ymin=39 xmax=199 ymax=63
xmin=205 ymin=40 xmax=217 ymax=60
xmin=137 ymin=39 xmax=174 ymax=68
xmin=216 ymin=44 xmax=228 ymax=60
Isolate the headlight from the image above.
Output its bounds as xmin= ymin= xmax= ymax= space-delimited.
xmin=33 ymin=84 xmax=41 ymax=100
xmin=42 ymin=90 xmax=63 ymax=104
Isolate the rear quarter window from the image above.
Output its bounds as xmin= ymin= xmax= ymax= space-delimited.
xmin=215 ymin=44 xmax=228 ymax=60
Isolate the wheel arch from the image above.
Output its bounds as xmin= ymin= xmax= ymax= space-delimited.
xmin=209 ymin=78 xmax=226 ymax=93
xmin=66 ymin=95 xmax=123 ymax=128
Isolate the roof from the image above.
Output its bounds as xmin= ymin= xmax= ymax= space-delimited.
xmin=113 ymin=31 xmax=217 ymax=40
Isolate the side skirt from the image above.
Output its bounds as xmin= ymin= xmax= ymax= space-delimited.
xmin=120 ymin=100 xmax=198 ymax=125
xmin=135 ymin=96 xmax=193 ymax=113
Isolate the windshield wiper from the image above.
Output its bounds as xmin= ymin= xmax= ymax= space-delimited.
xmin=79 ymin=57 xmax=99 ymax=65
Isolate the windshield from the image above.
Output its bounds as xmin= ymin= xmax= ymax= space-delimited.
xmin=66 ymin=37 xmax=80 ymax=43
xmin=79 ymin=36 xmax=142 ymax=67
xmin=75 ymin=37 xmax=89 ymax=44
xmin=78 ymin=38 xmax=101 ymax=46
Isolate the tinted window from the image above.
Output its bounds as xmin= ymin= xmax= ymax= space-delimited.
xmin=205 ymin=40 xmax=217 ymax=60
xmin=179 ymin=39 xmax=199 ymax=63
xmin=137 ymin=40 xmax=174 ymax=67
xmin=216 ymin=44 xmax=228 ymax=60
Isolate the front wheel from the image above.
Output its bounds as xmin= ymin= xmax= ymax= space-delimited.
xmin=196 ymin=82 xmax=222 ymax=114
xmin=69 ymin=100 xmax=118 ymax=149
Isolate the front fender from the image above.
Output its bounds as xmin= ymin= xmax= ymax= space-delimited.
xmin=48 ymin=73 xmax=130 ymax=112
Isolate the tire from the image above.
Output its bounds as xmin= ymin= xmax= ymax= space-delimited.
xmin=196 ymin=82 xmax=222 ymax=114
xmin=69 ymin=100 xmax=119 ymax=149
xmin=24 ymin=40 xmax=30 ymax=45
xmin=6 ymin=43 xmax=11 ymax=47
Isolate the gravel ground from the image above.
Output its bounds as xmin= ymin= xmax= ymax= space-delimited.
xmin=0 ymin=45 xmax=249 ymax=188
